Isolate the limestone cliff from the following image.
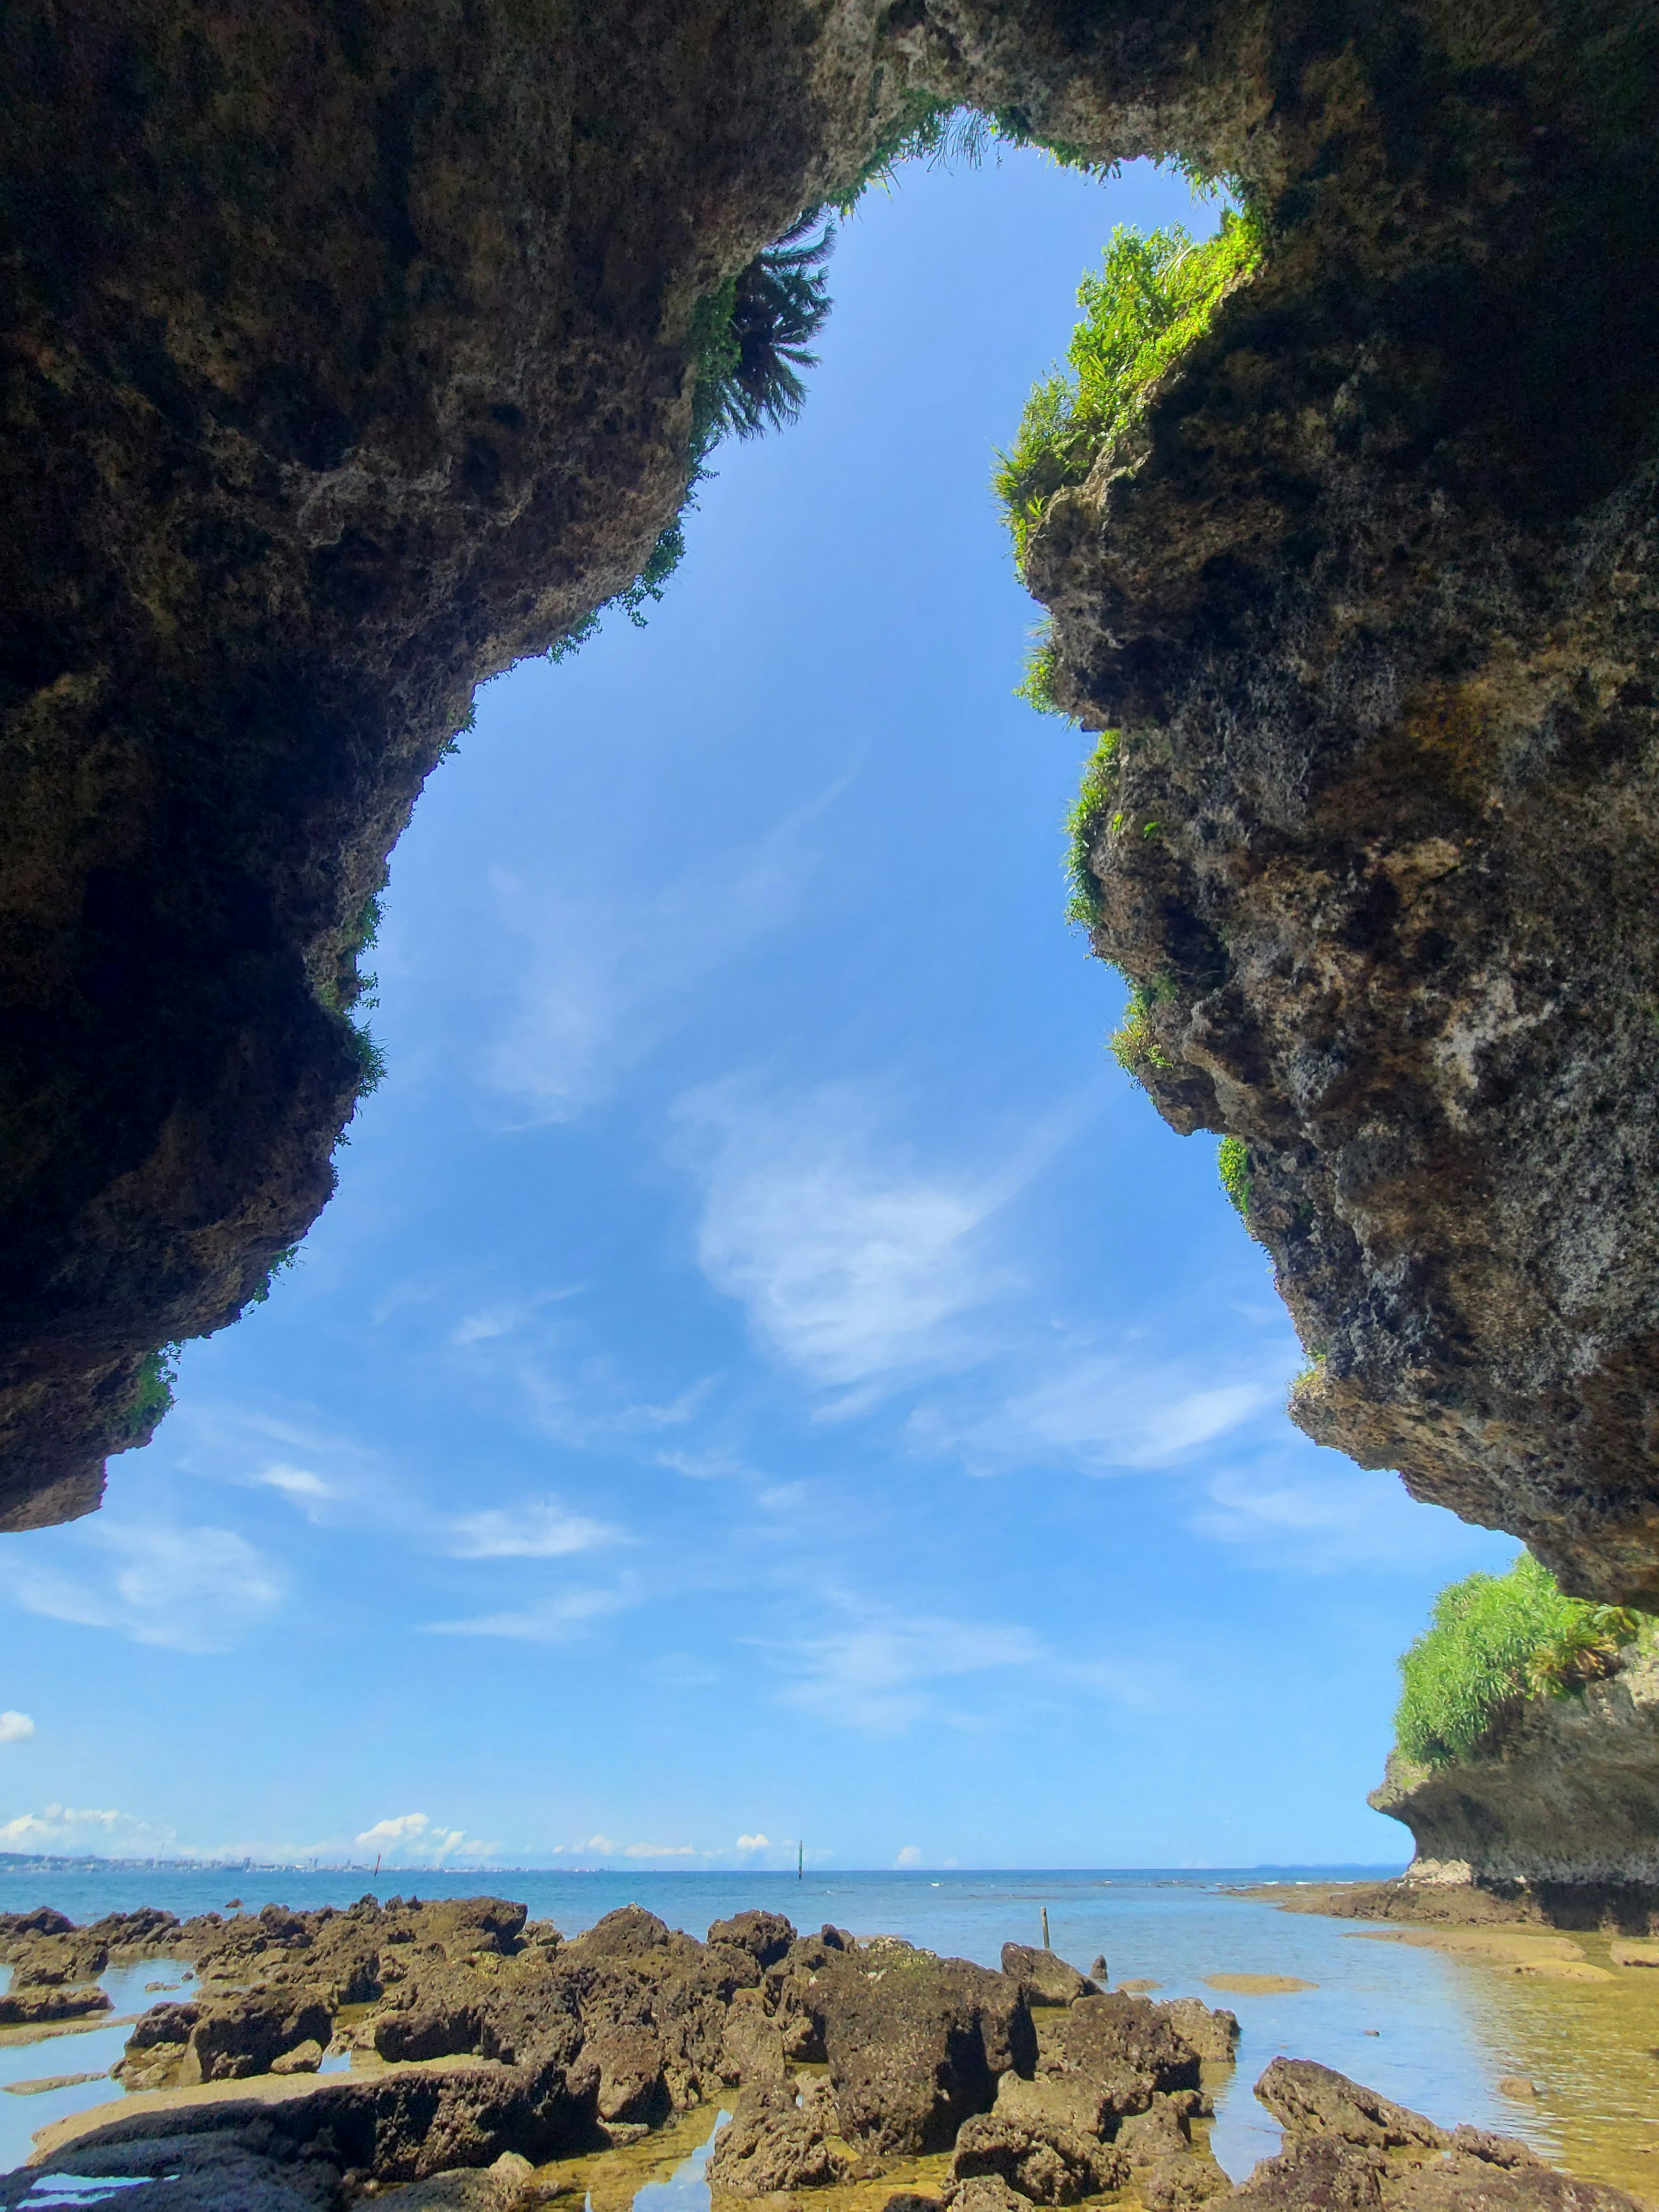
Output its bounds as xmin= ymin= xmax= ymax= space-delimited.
xmin=3 ymin=0 xmax=1658 ymax=1571
xmin=1367 ymin=1646 xmax=1659 ymax=1912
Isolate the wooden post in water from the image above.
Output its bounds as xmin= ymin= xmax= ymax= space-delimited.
xmin=798 ymin=1840 xmax=803 ymax=1881
xmin=1041 ymin=1906 xmax=1051 ymax=1950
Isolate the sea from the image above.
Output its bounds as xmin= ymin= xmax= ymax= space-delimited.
xmin=0 ymin=1865 xmax=1643 ymax=2188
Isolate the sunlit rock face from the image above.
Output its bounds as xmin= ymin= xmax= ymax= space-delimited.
xmin=1 ymin=0 xmax=1656 ymax=1572
xmin=1369 ymin=1643 xmax=1659 ymax=1906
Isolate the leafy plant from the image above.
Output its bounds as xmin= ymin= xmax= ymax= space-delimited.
xmin=1064 ymin=731 xmax=1121 ymax=926
xmin=1217 ymin=1135 xmax=1252 ymax=1218
xmin=995 ymin=211 xmax=1263 ymax=567
xmin=1109 ymin=979 xmax=1174 ymax=1083
xmin=121 ymin=1344 xmax=180 ymax=1443
xmin=1395 ymin=1554 xmax=1646 ymax=1768
xmin=245 ymin=1245 xmax=301 ymax=1309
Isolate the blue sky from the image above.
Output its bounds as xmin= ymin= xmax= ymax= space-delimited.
xmin=0 ymin=148 xmax=1515 ymax=1875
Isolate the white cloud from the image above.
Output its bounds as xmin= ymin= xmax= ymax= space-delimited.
xmin=0 ymin=1712 xmax=34 ymax=1745
xmin=0 ymin=1804 xmax=178 ymax=1856
xmin=894 ymin=1844 xmax=922 ymax=1868
xmin=254 ymin=1464 xmax=331 ymax=1499
xmin=771 ymin=1606 xmax=1048 ymax=1736
xmin=913 ymin=1351 xmax=1278 ymax=1476
xmin=735 ymin=1833 xmax=770 ymax=1850
xmin=674 ymin=1080 xmax=1025 ymax=1393
xmin=353 ymin=1812 xmax=498 ymax=1866
xmin=1191 ymin=1456 xmax=1501 ymax=1571
xmin=423 ymin=1582 xmax=636 ymax=1642
xmin=623 ymin=1841 xmax=696 ymax=1858
xmin=440 ymin=1497 xmax=621 ymax=1560
xmin=0 ymin=1522 xmax=285 ymax=1653
xmin=487 ymin=790 xmax=837 ymax=1127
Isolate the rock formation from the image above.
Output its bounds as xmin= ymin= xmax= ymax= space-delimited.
xmin=1363 ymin=1638 xmax=1659 ymax=1917
xmin=8 ymin=1900 xmax=1649 ymax=2212
xmin=2 ymin=0 xmax=1656 ymax=1590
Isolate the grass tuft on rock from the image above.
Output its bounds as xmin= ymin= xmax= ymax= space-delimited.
xmin=1064 ymin=732 xmax=1121 ymax=927
xmin=1395 ymin=1554 xmax=1646 ymax=1768
xmin=995 ymin=211 xmax=1263 ymax=572
xmin=1218 ymin=1135 xmax=1252 ymax=1219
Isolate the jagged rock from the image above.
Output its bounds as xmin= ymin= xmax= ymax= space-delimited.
xmin=952 ymin=2110 xmax=1126 ymax=2204
xmin=994 ymin=2069 xmax=1122 ymax=2141
xmin=1141 ymin=2156 xmax=1232 ymax=2210
xmin=1118 ymin=2098 xmax=1194 ymax=2167
xmin=1253 ymin=2061 xmax=1448 ymax=2152
xmin=884 ymin=2196 xmax=946 ymax=2212
xmin=1154 ymin=2000 xmax=1240 ymax=2065
xmin=375 ymin=2153 xmax=547 ymax=2210
xmin=8 ymin=1931 xmax=110 ymax=1987
xmin=811 ymin=1947 xmax=1037 ymax=2154
xmin=705 ymin=2089 xmax=852 ymax=2195
xmin=179 ymin=1989 xmax=334 ymax=2082
xmin=999 ymin=1946 xmax=1097 ymax=2007
xmin=583 ymin=2017 xmax=670 ymax=2126
xmin=708 ymin=1912 xmax=796 ymax=1969
xmin=0 ymin=2131 xmax=340 ymax=2212
xmin=719 ymin=1990 xmax=788 ymax=2086
xmin=0 ymin=1984 xmax=111 ymax=2025
xmin=1055 ymin=1995 xmax=1201 ymax=2096
xmin=1221 ymin=2136 xmax=1388 ymax=2212
xmin=946 ymin=2177 xmax=1035 ymax=2212
xmin=270 ymin=2038 xmax=323 ymax=2075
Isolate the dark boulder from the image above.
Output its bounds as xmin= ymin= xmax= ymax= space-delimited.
xmin=0 ymin=1984 xmax=111 ymax=2025
xmin=1253 ymin=2061 xmax=1447 ymax=2152
xmin=1154 ymin=2000 xmax=1239 ymax=2066
xmin=707 ymin=1910 xmax=796 ymax=1968
xmin=952 ymin=2110 xmax=1126 ymax=2203
xmin=1055 ymin=1994 xmax=1201 ymax=2095
xmin=1000 ymin=1945 xmax=1098 ymax=2007
xmin=180 ymin=1989 xmax=333 ymax=2082
xmin=706 ymin=2089 xmax=852 ymax=2194
xmin=813 ymin=1948 xmax=1036 ymax=2154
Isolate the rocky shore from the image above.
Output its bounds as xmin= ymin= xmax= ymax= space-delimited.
xmin=0 ymin=1897 xmax=1649 ymax=2212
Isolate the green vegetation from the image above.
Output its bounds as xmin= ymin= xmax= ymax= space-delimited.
xmin=1064 ymin=732 xmax=1121 ymax=926
xmin=122 ymin=1344 xmax=180 ymax=1442
xmin=1217 ymin=1135 xmax=1252 ymax=1218
xmin=995 ymin=211 xmax=1263 ymax=569
xmin=245 ymin=1244 xmax=301 ymax=1309
xmin=549 ymin=217 xmax=833 ymax=662
xmin=1109 ymin=979 xmax=1175 ymax=1084
xmin=1395 ymin=1554 xmax=1646 ymax=1768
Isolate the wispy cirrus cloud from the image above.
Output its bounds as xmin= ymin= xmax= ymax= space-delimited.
xmin=441 ymin=1497 xmax=623 ymax=1560
xmin=423 ymin=1580 xmax=639 ymax=1642
xmin=486 ymin=783 xmax=845 ymax=1128
xmin=0 ymin=1521 xmax=285 ymax=1653
xmin=672 ymin=1077 xmax=1033 ymax=1396
xmin=1191 ymin=1454 xmax=1511 ymax=1572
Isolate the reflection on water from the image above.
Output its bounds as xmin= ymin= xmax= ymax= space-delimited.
xmin=0 ymin=1961 xmax=192 ymax=2178
xmin=2 ymin=1877 xmax=1659 ymax=2202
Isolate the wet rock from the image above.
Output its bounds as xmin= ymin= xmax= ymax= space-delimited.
xmin=0 ymin=2130 xmax=340 ymax=2212
xmin=1118 ymin=2098 xmax=1193 ymax=2167
xmin=706 ymin=2088 xmax=852 ymax=2195
xmin=952 ymin=2110 xmax=1126 ymax=2204
xmin=1141 ymin=2156 xmax=1233 ymax=2211
xmin=999 ymin=1947 xmax=1098 ymax=2007
xmin=883 ymin=2196 xmax=946 ymax=2212
xmin=179 ymin=1989 xmax=334 ymax=2082
xmin=813 ymin=1948 xmax=1037 ymax=2154
xmin=0 ymin=1984 xmax=111 ymax=2025
xmin=1253 ymin=2061 xmax=1447 ymax=2152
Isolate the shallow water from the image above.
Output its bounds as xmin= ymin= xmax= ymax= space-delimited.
xmin=3 ymin=1869 xmax=1658 ymax=2197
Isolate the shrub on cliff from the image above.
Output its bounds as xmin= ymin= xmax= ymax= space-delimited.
xmin=1395 ymin=1554 xmax=1644 ymax=1767
xmin=995 ymin=212 xmax=1262 ymax=569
